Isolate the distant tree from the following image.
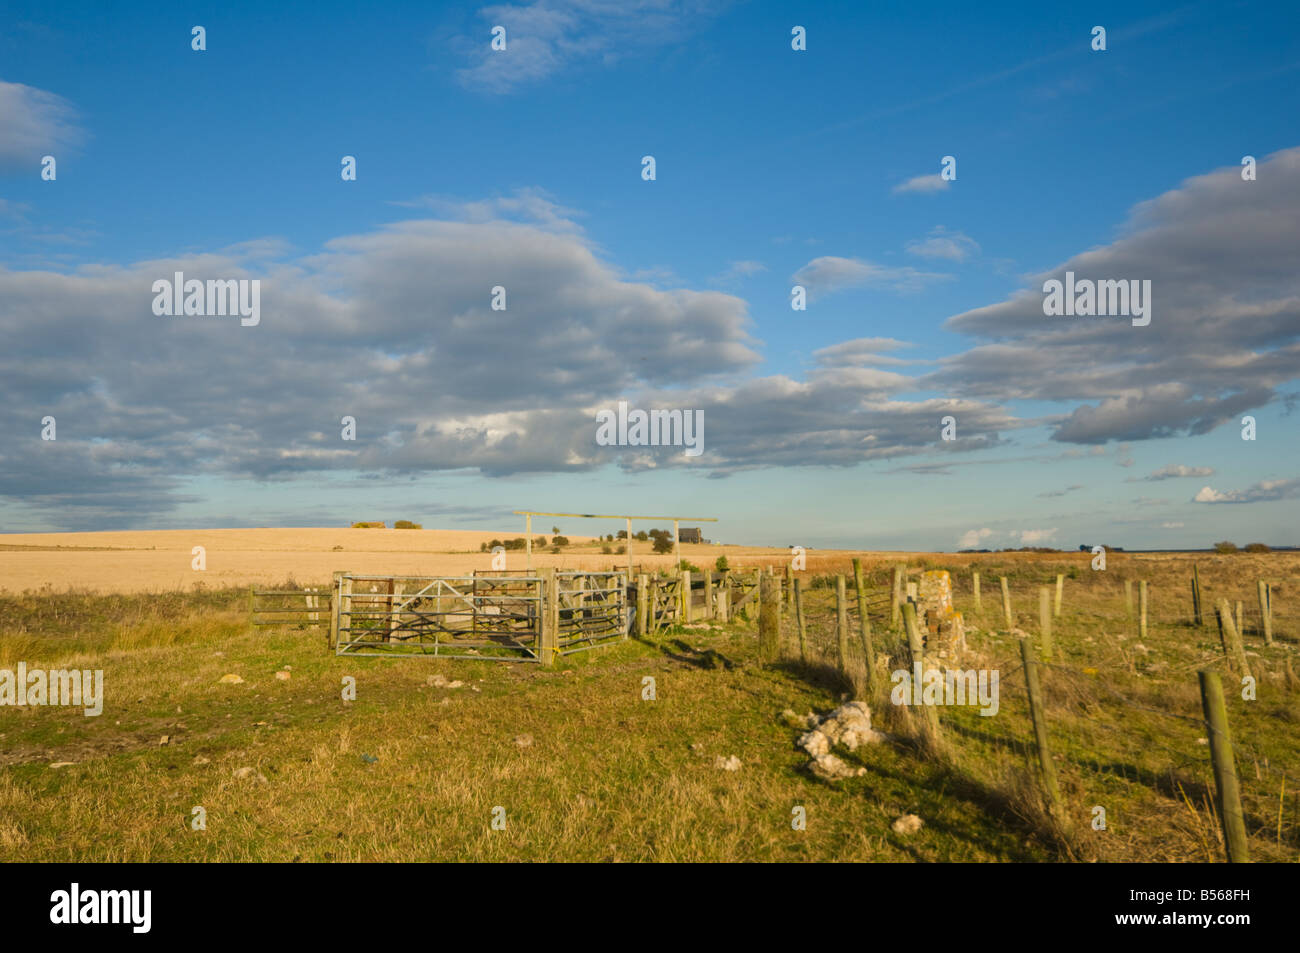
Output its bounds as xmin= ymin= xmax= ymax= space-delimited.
xmin=534 ymin=536 xmax=548 ymax=547
xmin=393 ymin=520 xmax=421 ymax=529
xmin=552 ymin=535 xmax=570 ymax=547
xmin=1244 ymin=542 xmax=1270 ymax=553
xmin=634 ymin=531 xmax=649 ymax=542
xmin=552 ymin=526 xmax=560 ymax=534
xmin=1213 ymin=540 xmax=1239 ymax=554
xmin=715 ymin=555 xmax=730 ymax=572
xmin=652 ymin=534 xmax=673 ymax=554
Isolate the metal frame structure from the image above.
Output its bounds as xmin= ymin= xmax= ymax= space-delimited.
xmin=511 ymin=510 xmax=718 ymax=574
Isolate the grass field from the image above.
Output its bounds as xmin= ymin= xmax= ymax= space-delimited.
xmin=1 ymin=532 xmax=1296 ymax=862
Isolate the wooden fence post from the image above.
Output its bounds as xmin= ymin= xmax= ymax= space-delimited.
xmin=758 ymin=573 xmax=781 ymax=664
xmin=540 ymin=568 xmax=559 ymax=667
xmin=717 ymin=587 xmax=730 ymax=623
xmin=785 ymin=564 xmax=794 ymax=610
xmin=1039 ymin=587 xmax=1054 ymax=661
xmin=1192 ymin=564 xmax=1204 ymax=627
xmin=902 ymin=603 xmax=941 ymax=744
xmin=794 ymin=577 xmax=808 ymax=662
xmin=852 ymin=558 xmax=878 ymax=695
xmin=836 ymin=575 xmax=849 ymax=676
xmin=1053 ymin=573 xmax=1064 ymax=618
xmin=891 ymin=566 xmax=903 ymax=629
xmin=1216 ymin=598 xmax=1251 ymax=679
xmin=680 ymin=569 xmax=692 ymax=624
xmin=1000 ymin=576 xmax=1013 ymax=629
xmin=972 ymin=571 xmax=981 ymax=611
xmin=1198 ymin=670 xmax=1251 ymax=863
xmin=637 ymin=574 xmax=649 ymax=637
xmin=328 ymin=571 xmax=343 ymax=650
xmin=703 ymin=569 xmax=714 ymax=622
xmin=1139 ymin=580 xmax=1149 ymax=641
xmin=1021 ymin=636 xmax=1064 ymax=819
xmin=1258 ymin=580 xmax=1274 ymax=645
xmin=1124 ymin=579 xmax=1134 ymax=619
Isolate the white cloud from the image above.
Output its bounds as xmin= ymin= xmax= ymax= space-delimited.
xmin=1138 ymin=464 xmax=1215 ymax=481
xmin=792 ymin=256 xmax=951 ymax=298
xmin=1194 ymin=478 xmax=1300 ymax=504
xmin=959 ymin=527 xmax=994 ymax=548
xmin=892 ymin=174 xmax=949 ymax=195
xmin=0 ymin=81 xmax=85 ymax=167
xmin=1018 ymin=528 xmax=1059 ymax=545
xmin=905 ymin=227 xmax=980 ymax=261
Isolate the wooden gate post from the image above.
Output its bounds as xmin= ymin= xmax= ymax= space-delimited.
xmin=1054 ymin=573 xmax=1064 ymax=618
xmin=703 ymin=569 xmax=714 ymax=621
xmin=681 ymin=569 xmax=692 ymax=624
xmin=1139 ymin=580 xmax=1149 ymax=640
xmin=637 ymin=574 xmax=649 ymax=638
xmin=1000 ymin=576 xmax=1013 ymax=629
xmin=1199 ymin=670 xmax=1251 ymax=863
xmin=972 ymin=571 xmax=981 ymax=611
xmin=540 ymin=567 xmax=559 ymax=667
xmin=328 ymin=571 xmax=343 ymax=650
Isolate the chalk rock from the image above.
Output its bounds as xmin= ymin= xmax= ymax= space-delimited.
xmin=233 ymin=766 xmax=267 ymax=783
xmin=274 ymin=671 xmax=291 ymax=681
xmin=513 ymin=734 xmax=533 ymax=748
xmin=809 ymin=754 xmax=866 ymax=781
xmin=714 ymin=755 xmax=742 ymax=772
xmin=427 ymin=674 xmax=464 ymax=689
xmin=817 ymin=701 xmax=886 ymax=751
xmin=798 ymin=729 xmax=830 ymax=757
xmin=218 ymin=673 xmax=244 ymax=684
xmin=892 ymin=813 xmax=924 ymax=835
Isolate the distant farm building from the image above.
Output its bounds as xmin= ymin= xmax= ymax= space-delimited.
xmin=679 ymin=527 xmax=703 ymax=543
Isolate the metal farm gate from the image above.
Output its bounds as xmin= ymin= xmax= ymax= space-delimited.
xmin=328 ymin=570 xmax=629 ymax=662
xmin=334 ymin=573 xmax=543 ymax=660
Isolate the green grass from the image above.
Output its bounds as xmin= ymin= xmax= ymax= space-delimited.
xmin=2 ymin=555 xmax=1297 ymax=862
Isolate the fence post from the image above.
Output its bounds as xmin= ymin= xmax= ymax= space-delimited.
xmin=540 ymin=567 xmax=559 ymax=667
xmin=794 ymin=577 xmax=807 ymax=662
xmin=972 ymin=571 xmax=981 ymax=611
xmin=680 ymin=569 xmax=691 ymax=623
xmin=1039 ymin=587 xmax=1054 ymax=661
xmin=1215 ymin=598 xmax=1251 ymax=679
xmin=1257 ymin=580 xmax=1273 ymax=645
xmin=637 ymin=574 xmax=649 ymax=637
xmin=1125 ymin=579 xmax=1134 ymax=620
xmin=1192 ymin=564 xmax=1204 ymax=627
xmin=339 ymin=573 xmax=353 ymax=654
xmin=835 ymin=575 xmax=849 ymax=676
xmin=1198 ymin=670 xmax=1251 ymax=863
xmin=758 ymin=573 xmax=781 ymax=664
xmin=703 ymin=569 xmax=714 ymax=622
xmin=853 ymin=558 xmax=878 ymax=695
xmin=717 ymin=586 xmax=730 ymax=624
xmin=1139 ymin=580 xmax=1148 ymax=641
xmin=1021 ymin=636 xmax=1064 ymax=819
xmin=1054 ymin=573 xmax=1064 ymax=618
xmin=891 ymin=566 xmax=903 ymax=629
xmin=328 ymin=571 xmax=343 ymax=650
xmin=902 ymin=603 xmax=941 ymax=744
xmin=785 ymin=563 xmax=794 ymax=610
xmin=1000 ymin=576 xmax=1013 ymax=629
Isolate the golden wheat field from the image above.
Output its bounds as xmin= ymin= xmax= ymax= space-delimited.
xmin=0 ymin=527 xmax=946 ymax=594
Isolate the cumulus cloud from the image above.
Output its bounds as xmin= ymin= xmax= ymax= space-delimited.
xmin=1134 ymin=463 xmax=1215 ymax=481
xmin=0 ymin=80 xmax=85 ymax=167
xmin=958 ymin=527 xmax=995 ymax=548
xmin=792 ymin=256 xmax=950 ymax=298
xmin=1018 ymin=528 xmax=1059 ymax=545
xmin=1193 ymin=478 xmax=1300 ymax=504
xmin=932 ymin=147 xmax=1300 ymax=444
xmin=905 ymin=226 xmax=980 ymax=261
xmin=0 ymin=191 xmax=1020 ymax=524
xmin=892 ymin=173 xmax=949 ymax=194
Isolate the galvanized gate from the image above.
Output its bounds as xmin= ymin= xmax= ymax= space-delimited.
xmin=334 ymin=573 xmax=542 ymax=660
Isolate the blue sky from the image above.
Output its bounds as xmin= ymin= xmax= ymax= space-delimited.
xmin=1 ymin=0 xmax=1298 ymax=550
